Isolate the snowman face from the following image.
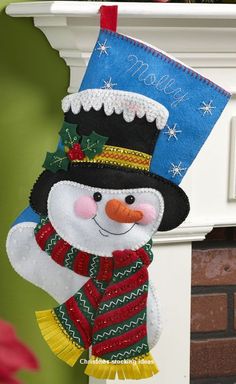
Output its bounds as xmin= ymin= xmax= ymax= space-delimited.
xmin=48 ymin=181 xmax=164 ymax=256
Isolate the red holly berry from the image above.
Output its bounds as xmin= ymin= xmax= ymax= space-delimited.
xmin=67 ymin=143 xmax=85 ymax=161
xmin=73 ymin=143 xmax=81 ymax=152
xmin=76 ymin=150 xmax=85 ymax=160
xmin=67 ymin=150 xmax=75 ymax=161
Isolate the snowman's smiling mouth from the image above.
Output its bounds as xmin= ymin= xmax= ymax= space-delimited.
xmin=93 ymin=216 xmax=136 ymax=236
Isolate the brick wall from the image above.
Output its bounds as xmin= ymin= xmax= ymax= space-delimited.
xmin=191 ymin=228 xmax=236 ymax=384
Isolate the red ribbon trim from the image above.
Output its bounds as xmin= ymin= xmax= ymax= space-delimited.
xmin=99 ymin=5 xmax=118 ymax=32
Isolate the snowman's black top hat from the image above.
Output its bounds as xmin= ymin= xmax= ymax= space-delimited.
xmin=30 ymin=90 xmax=190 ymax=232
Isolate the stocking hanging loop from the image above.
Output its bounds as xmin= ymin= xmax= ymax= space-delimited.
xmin=99 ymin=5 xmax=118 ymax=32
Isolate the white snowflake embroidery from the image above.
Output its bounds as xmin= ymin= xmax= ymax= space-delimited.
xmin=168 ymin=162 xmax=187 ymax=178
xmin=164 ymin=124 xmax=182 ymax=140
xmin=101 ymin=77 xmax=117 ymax=90
xmin=96 ymin=39 xmax=111 ymax=57
xmin=199 ymin=100 xmax=215 ymax=116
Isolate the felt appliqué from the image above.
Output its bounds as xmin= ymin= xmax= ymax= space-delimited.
xmin=80 ymin=131 xmax=108 ymax=160
xmin=30 ymin=164 xmax=190 ymax=232
xmin=75 ymin=145 xmax=151 ymax=172
xmin=59 ymin=121 xmax=81 ymax=147
xmin=43 ymin=122 xmax=109 ymax=172
xmin=6 ymin=222 xmax=89 ymax=303
xmin=62 ymin=89 xmax=169 ymax=130
xmin=43 ymin=149 xmax=70 ymax=173
xmin=34 ymin=244 xmax=159 ymax=376
xmin=47 ymin=181 xmax=164 ymax=256
xmin=64 ymin=107 xmax=160 ymax=156
xmin=8 ymin=214 xmax=160 ymax=378
xmin=7 ymin=220 xmax=162 ymax=374
xmin=80 ymin=29 xmax=231 ymax=185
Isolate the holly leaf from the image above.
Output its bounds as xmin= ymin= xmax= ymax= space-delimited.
xmin=81 ymin=131 xmax=108 ymax=160
xmin=43 ymin=149 xmax=70 ymax=173
xmin=59 ymin=122 xmax=80 ymax=148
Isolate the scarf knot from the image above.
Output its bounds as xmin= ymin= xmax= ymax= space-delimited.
xmin=34 ymin=216 xmax=153 ymax=281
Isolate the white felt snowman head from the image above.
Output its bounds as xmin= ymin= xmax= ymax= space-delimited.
xmin=47 ymin=181 xmax=164 ymax=256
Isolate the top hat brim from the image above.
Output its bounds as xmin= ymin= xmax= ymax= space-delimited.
xmin=30 ymin=163 xmax=189 ymax=232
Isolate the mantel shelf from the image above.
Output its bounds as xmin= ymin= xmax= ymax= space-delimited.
xmin=6 ymin=1 xmax=236 ymax=19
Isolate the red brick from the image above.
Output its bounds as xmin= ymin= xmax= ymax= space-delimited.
xmin=191 ymin=294 xmax=227 ymax=332
xmin=191 ymin=338 xmax=236 ymax=378
xmin=192 ymin=249 xmax=236 ymax=286
xmin=234 ymin=293 xmax=236 ymax=330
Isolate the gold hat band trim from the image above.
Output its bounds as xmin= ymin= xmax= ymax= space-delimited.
xmin=72 ymin=145 xmax=151 ymax=171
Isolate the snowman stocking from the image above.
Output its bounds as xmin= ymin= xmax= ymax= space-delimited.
xmin=6 ymin=5 xmax=230 ymax=381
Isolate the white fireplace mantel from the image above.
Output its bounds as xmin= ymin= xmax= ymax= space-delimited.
xmin=6 ymin=3 xmax=236 ymax=384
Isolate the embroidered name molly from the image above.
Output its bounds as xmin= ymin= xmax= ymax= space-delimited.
xmin=126 ymin=55 xmax=189 ymax=108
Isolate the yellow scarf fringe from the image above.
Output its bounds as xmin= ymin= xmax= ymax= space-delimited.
xmin=36 ymin=310 xmax=159 ymax=379
xmin=35 ymin=309 xmax=84 ymax=367
xmin=85 ymin=353 xmax=159 ymax=380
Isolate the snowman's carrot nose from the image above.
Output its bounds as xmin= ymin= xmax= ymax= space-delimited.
xmin=105 ymin=199 xmax=143 ymax=223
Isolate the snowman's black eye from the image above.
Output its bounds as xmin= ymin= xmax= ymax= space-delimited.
xmin=125 ymin=195 xmax=135 ymax=205
xmin=93 ymin=192 xmax=102 ymax=202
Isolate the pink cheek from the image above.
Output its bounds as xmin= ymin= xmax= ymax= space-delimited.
xmin=135 ymin=203 xmax=157 ymax=225
xmin=74 ymin=196 xmax=97 ymax=219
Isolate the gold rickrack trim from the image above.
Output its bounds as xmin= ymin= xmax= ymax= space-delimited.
xmin=72 ymin=145 xmax=151 ymax=171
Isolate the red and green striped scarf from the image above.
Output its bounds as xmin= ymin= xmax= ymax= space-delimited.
xmin=35 ymin=216 xmax=158 ymax=380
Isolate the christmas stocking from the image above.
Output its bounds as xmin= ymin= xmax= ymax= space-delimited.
xmin=6 ymin=5 xmax=230 ymax=380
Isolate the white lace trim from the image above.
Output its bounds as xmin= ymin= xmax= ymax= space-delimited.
xmin=61 ymin=89 xmax=168 ymax=130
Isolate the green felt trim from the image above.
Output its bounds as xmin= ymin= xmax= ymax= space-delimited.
xmin=98 ymin=283 xmax=148 ymax=315
xmin=74 ymin=288 xmax=93 ymax=309
xmin=44 ymin=232 xmax=60 ymax=254
xmin=43 ymin=149 xmax=69 ymax=173
xmin=80 ymin=131 xmax=108 ymax=160
xmin=101 ymin=335 xmax=149 ymax=361
xmin=142 ymin=239 xmax=153 ymax=262
xmin=92 ymin=309 xmax=147 ymax=343
xmin=88 ymin=255 xmax=100 ymax=278
xmin=64 ymin=246 xmax=78 ymax=270
xmin=54 ymin=305 xmax=84 ymax=347
xmin=113 ymin=260 xmax=143 ymax=280
xmin=59 ymin=121 xmax=80 ymax=149
xmin=74 ymin=289 xmax=96 ymax=324
xmin=34 ymin=216 xmax=49 ymax=232
xmin=92 ymin=278 xmax=108 ymax=293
